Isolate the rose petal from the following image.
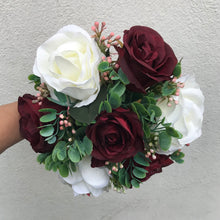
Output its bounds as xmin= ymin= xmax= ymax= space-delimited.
xmin=78 ymin=156 xmax=109 ymax=189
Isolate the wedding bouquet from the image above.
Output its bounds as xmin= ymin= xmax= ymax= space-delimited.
xmin=18 ymin=22 xmax=204 ymax=197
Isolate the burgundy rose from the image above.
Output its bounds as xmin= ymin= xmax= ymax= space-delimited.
xmin=18 ymin=94 xmax=66 ymax=153
xmin=116 ymin=26 xmax=177 ymax=93
xmin=124 ymin=154 xmax=173 ymax=184
xmin=141 ymin=154 xmax=173 ymax=182
xmin=86 ymin=108 xmax=144 ymax=167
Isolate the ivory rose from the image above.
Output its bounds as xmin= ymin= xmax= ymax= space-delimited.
xmin=62 ymin=156 xmax=109 ymax=197
xmin=156 ymin=74 xmax=204 ymax=155
xmin=33 ymin=25 xmax=101 ymax=107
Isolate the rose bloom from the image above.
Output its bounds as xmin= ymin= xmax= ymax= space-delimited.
xmin=33 ymin=25 xmax=101 ymax=107
xmin=116 ymin=26 xmax=177 ymax=93
xmin=62 ymin=156 xmax=109 ymax=197
xmin=156 ymin=74 xmax=204 ymax=155
xmin=86 ymin=108 xmax=144 ymax=167
xmin=18 ymin=94 xmax=66 ymax=153
xmin=124 ymin=154 xmax=173 ymax=184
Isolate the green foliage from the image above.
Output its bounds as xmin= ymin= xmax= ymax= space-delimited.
xmin=131 ymin=179 xmax=140 ymax=188
xmin=118 ymin=68 xmax=130 ymax=85
xmin=133 ymin=167 xmax=147 ymax=179
xmin=52 ymin=141 xmax=67 ymax=161
xmin=69 ymin=86 xmax=107 ymax=124
xmin=68 ymin=145 xmax=81 ymax=163
xmin=40 ymin=112 xmax=57 ymax=123
xmin=54 ymin=89 xmax=67 ymax=103
xmin=109 ymin=81 xmax=126 ymax=97
xmin=166 ymin=127 xmax=183 ymax=139
xmin=40 ymin=126 xmax=54 ymax=137
xmin=159 ymin=131 xmax=172 ymax=151
xmin=173 ymin=60 xmax=182 ymax=78
xmin=98 ymin=61 xmax=112 ymax=72
xmin=98 ymin=100 xmax=112 ymax=113
xmin=171 ymin=151 xmax=185 ymax=163
xmin=28 ymin=74 xmax=41 ymax=90
xmin=37 ymin=153 xmax=50 ymax=164
xmin=58 ymin=164 xmax=69 ymax=177
xmin=133 ymin=152 xmax=150 ymax=167
xmin=162 ymin=81 xmax=176 ymax=96
xmin=109 ymin=92 xmax=121 ymax=109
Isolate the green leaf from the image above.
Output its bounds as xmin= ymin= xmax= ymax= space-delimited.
xmin=68 ymin=146 xmax=81 ymax=163
xmin=125 ymin=171 xmax=131 ymax=188
xmin=118 ymin=68 xmax=130 ymax=85
xmin=162 ymin=81 xmax=176 ymax=96
xmin=58 ymin=164 xmax=69 ymax=177
xmin=52 ymin=141 xmax=67 ymax=161
xmin=40 ymin=126 xmax=54 ymax=137
xmin=75 ymin=127 xmax=86 ymax=141
xmin=148 ymin=104 xmax=162 ymax=117
xmin=131 ymin=179 xmax=140 ymax=188
xmin=45 ymin=155 xmax=53 ymax=170
xmin=69 ymin=86 xmax=107 ymax=124
xmin=133 ymin=152 xmax=150 ymax=167
xmin=54 ymin=90 xmax=67 ymax=103
xmin=134 ymin=166 xmax=148 ymax=173
xmin=133 ymin=102 xmax=147 ymax=116
xmin=28 ymin=74 xmax=40 ymax=82
xmin=118 ymin=168 xmax=126 ymax=185
xmin=166 ymin=127 xmax=183 ymax=139
xmin=37 ymin=153 xmax=50 ymax=164
xmin=39 ymin=108 xmax=57 ymax=113
xmin=109 ymin=70 xmax=120 ymax=80
xmin=83 ymin=136 xmax=93 ymax=155
xmin=109 ymin=93 xmax=121 ymax=109
xmin=99 ymin=101 xmax=112 ymax=113
xmin=175 ymin=158 xmax=184 ymax=164
xmin=159 ymin=131 xmax=171 ymax=151
xmin=133 ymin=168 xmax=146 ymax=179
xmin=47 ymin=97 xmax=68 ymax=107
xmin=173 ymin=62 xmax=181 ymax=78
xmin=70 ymin=162 xmax=77 ymax=172
xmin=142 ymin=119 xmax=150 ymax=139
xmin=109 ymin=82 xmax=126 ymax=97
xmin=40 ymin=112 xmax=56 ymax=123
xmin=98 ymin=61 xmax=112 ymax=72
xmin=47 ymin=136 xmax=57 ymax=144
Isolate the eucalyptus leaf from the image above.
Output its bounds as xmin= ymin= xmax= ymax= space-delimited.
xmin=162 ymin=81 xmax=176 ymax=96
xmin=133 ymin=168 xmax=146 ymax=179
xmin=109 ymin=82 xmax=126 ymax=97
xmin=118 ymin=68 xmax=130 ymax=85
xmin=131 ymin=179 xmax=140 ymax=188
xmin=54 ymin=89 xmax=67 ymax=103
xmin=159 ymin=131 xmax=171 ymax=151
xmin=133 ymin=152 xmax=150 ymax=167
xmin=166 ymin=127 xmax=183 ymax=139
xmin=98 ymin=61 xmax=111 ymax=72
xmin=58 ymin=164 xmax=69 ymax=177
xmin=83 ymin=136 xmax=93 ymax=155
xmin=39 ymin=108 xmax=57 ymax=113
xmin=37 ymin=153 xmax=50 ymax=164
xmin=148 ymin=104 xmax=162 ymax=117
xmin=40 ymin=126 xmax=54 ymax=137
xmin=68 ymin=146 xmax=81 ymax=163
xmin=109 ymin=92 xmax=121 ymax=109
xmin=40 ymin=112 xmax=56 ymax=123
xmin=69 ymin=86 xmax=107 ymax=124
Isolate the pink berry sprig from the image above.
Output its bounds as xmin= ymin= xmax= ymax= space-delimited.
xmin=91 ymin=21 xmax=122 ymax=56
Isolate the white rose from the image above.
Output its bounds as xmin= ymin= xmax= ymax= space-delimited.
xmin=62 ymin=156 xmax=110 ymax=197
xmin=33 ymin=25 xmax=101 ymax=107
xmin=156 ymin=74 xmax=204 ymax=155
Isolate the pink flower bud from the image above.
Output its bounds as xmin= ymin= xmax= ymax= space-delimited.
xmin=91 ymin=26 xmax=96 ymax=32
xmin=94 ymin=21 xmax=99 ymax=29
xmin=115 ymin=35 xmax=121 ymax=40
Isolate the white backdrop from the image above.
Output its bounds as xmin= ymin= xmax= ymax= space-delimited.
xmin=0 ymin=0 xmax=220 ymax=219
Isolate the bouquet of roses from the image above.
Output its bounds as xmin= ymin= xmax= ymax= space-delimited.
xmin=18 ymin=22 xmax=204 ymax=197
